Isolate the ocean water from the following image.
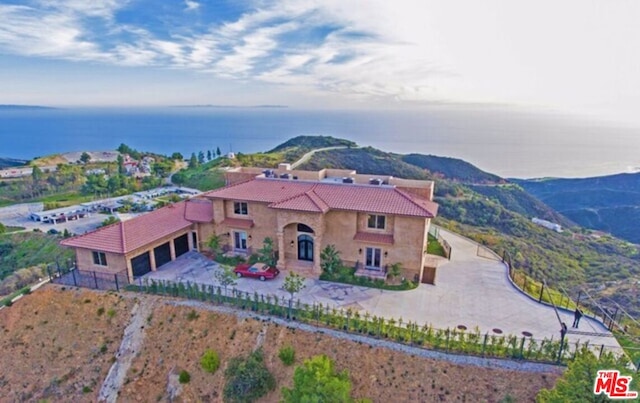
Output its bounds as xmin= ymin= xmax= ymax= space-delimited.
xmin=1 ymin=106 xmax=639 ymax=179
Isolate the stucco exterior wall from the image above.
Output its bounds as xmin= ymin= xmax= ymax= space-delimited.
xmin=387 ymin=216 xmax=429 ymax=279
xmin=75 ymin=249 xmax=128 ymax=274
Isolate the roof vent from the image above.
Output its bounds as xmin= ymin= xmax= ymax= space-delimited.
xmin=369 ymin=178 xmax=383 ymax=185
xmin=342 ymin=177 xmax=354 ymax=184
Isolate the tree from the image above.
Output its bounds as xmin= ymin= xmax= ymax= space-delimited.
xmin=152 ymin=159 xmax=174 ymax=177
xmin=208 ymin=234 xmax=222 ymax=257
xmin=189 ymin=152 xmax=198 ymax=169
xmin=283 ymin=271 xmax=306 ymax=318
xmin=207 ymin=150 xmax=212 ymax=161
xmin=30 ymin=165 xmax=44 ymax=197
xmin=320 ymin=245 xmax=342 ymax=275
xmin=537 ymin=346 xmax=637 ymax=402
xmin=216 ymin=146 xmax=222 ymax=157
xmin=256 ymin=237 xmax=276 ymax=267
xmin=214 ymin=265 xmax=237 ymax=293
xmin=171 ymin=152 xmax=184 ymax=160
xmin=80 ymin=152 xmax=91 ymax=164
xmin=224 ymin=348 xmax=275 ymax=403
xmin=0 ymin=222 xmax=5 ymax=234
xmin=198 ymin=151 xmax=205 ymax=164
xmin=117 ymin=154 xmax=126 ymax=175
xmin=281 ymin=355 xmax=355 ymax=403
xmin=100 ymin=216 xmax=120 ymax=227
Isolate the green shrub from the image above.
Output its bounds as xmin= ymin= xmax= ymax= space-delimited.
xmin=224 ymin=348 xmax=275 ymax=403
xmin=82 ymin=386 xmax=93 ymax=394
xmin=106 ymin=308 xmax=116 ymax=318
xmin=178 ymin=370 xmax=191 ymax=384
xmin=97 ymin=307 xmax=105 ymax=316
xmin=200 ymin=349 xmax=220 ymax=374
xmin=278 ymin=345 xmax=295 ymax=366
xmin=186 ymin=309 xmax=199 ymax=321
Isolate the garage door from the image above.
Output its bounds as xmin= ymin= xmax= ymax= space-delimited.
xmin=173 ymin=234 xmax=189 ymax=257
xmin=131 ymin=252 xmax=151 ymax=277
xmin=154 ymin=242 xmax=172 ymax=268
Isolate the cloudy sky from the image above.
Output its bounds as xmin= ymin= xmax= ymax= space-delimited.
xmin=1 ymin=0 xmax=639 ymax=124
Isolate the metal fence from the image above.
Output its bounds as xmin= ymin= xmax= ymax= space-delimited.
xmin=47 ymin=264 xmax=129 ymax=292
xmin=126 ymin=276 xmax=622 ymax=366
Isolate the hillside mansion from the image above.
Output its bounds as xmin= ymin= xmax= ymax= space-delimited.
xmin=62 ymin=164 xmax=439 ymax=283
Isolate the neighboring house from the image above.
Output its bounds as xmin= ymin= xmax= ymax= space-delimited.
xmin=61 ymin=165 xmax=438 ymax=283
xmin=532 ymin=217 xmax=562 ymax=233
xmin=61 ymin=199 xmax=213 ymax=280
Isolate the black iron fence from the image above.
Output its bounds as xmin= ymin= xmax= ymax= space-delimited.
xmin=47 ymin=264 xmax=129 ymax=292
xmin=125 ymin=277 xmax=623 ymax=366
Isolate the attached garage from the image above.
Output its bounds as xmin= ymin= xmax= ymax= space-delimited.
xmin=131 ymin=252 xmax=152 ymax=277
xmin=154 ymin=242 xmax=172 ymax=268
xmin=173 ymin=234 xmax=189 ymax=257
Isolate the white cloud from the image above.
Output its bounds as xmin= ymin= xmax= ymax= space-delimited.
xmin=184 ymin=0 xmax=200 ymax=11
xmin=0 ymin=0 xmax=639 ymax=121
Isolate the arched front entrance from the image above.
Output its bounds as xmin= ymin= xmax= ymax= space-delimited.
xmin=297 ymin=234 xmax=314 ymax=261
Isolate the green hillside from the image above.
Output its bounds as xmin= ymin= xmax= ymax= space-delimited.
xmin=515 ymin=173 xmax=640 ymax=243
xmin=401 ymin=154 xmax=501 ymax=183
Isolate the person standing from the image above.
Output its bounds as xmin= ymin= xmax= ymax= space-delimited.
xmin=573 ymin=308 xmax=583 ymax=328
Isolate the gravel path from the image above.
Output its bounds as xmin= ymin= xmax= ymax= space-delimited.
xmin=167 ymin=298 xmax=564 ymax=375
xmin=98 ymin=298 xmax=153 ymax=402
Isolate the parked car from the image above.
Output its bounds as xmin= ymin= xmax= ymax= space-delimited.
xmin=233 ymin=262 xmax=280 ymax=281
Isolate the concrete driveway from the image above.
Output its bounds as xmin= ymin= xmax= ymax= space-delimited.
xmin=141 ymin=229 xmax=622 ymax=354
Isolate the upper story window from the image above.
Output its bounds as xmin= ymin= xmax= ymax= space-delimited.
xmin=367 ymin=214 xmax=386 ymax=230
xmin=92 ymin=251 xmax=107 ymax=266
xmin=234 ymin=201 xmax=248 ymax=215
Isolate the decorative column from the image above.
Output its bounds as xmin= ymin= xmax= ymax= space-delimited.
xmin=149 ymin=249 xmax=157 ymax=271
xmin=169 ymin=239 xmax=176 ymax=260
xmin=276 ymin=231 xmax=285 ymax=269
xmin=313 ymin=233 xmax=323 ymax=274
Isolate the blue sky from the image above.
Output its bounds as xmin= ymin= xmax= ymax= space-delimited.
xmin=1 ymin=0 xmax=640 ymax=125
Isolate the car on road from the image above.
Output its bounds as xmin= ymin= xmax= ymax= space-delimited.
xmin=233 ymin=262 xmax=280 ymax=281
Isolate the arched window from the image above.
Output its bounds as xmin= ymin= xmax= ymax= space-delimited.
xmin=297 ymin=223 xmax=314 ymax=233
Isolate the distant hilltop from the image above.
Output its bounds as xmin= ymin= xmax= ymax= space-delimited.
xmin=0 ymin=104 xmax=56 ymax=110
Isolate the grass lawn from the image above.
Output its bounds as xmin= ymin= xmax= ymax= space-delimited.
xmin=427 ymin=234 xmax=447 ymax=257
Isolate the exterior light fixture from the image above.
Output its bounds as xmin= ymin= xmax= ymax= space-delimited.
xmin=290 ymin=240 xmax=295 ymax=247
xmin=358 ymin=248 xmax=362 ymax=254
xmin=384 ymin=251 xmax=388 ymax=257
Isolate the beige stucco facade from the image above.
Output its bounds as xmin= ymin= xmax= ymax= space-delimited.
xmin=73 ymin=225 xmax=200 ymax=281
xmin=199 ymin=199 xmax=431 ymax=281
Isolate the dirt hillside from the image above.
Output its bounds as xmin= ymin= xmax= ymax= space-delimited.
xmin=0 ymin=285 xmax=561 ymax=402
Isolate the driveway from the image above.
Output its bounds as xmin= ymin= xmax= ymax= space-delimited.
xmin=142 ymin=229 xmax=622 ymax=354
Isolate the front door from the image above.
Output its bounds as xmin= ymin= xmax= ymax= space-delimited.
xmin=234 ymin=231 xmax=247 ymax=251
xmin=297 ymin=234 xmax=313 ymax=261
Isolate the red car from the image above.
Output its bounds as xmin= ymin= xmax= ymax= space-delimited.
xmin=233 ymin=262 xmax=280 ymax=281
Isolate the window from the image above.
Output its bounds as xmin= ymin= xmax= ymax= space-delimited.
xmin=234 ymin=231 xmax=247 ymax=250
xmin=365 ymin=247 xmax=382 ymax=269
xmin=234 ymin=202 xmax=248 ymax=215
xmin=92 ymin=251 xmax=107 ymax=266
xmin=367 ymin=214 xmax=386 ymax=229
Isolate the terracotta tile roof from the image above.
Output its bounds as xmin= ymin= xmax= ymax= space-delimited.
xmin=61 ymin=200 xmax=212 ymax=254
xmin=203 ymin=178 xmax=437 ymax=218
xmin=220 ymin=218 xmax=255 ymax=229
xmin=185 ymin=199 xmax=214 ymax=222
xmin=353 ymin=232 xmax=395 ymax=245
xmin=270 ymin=188 xmax=330 ymax=213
